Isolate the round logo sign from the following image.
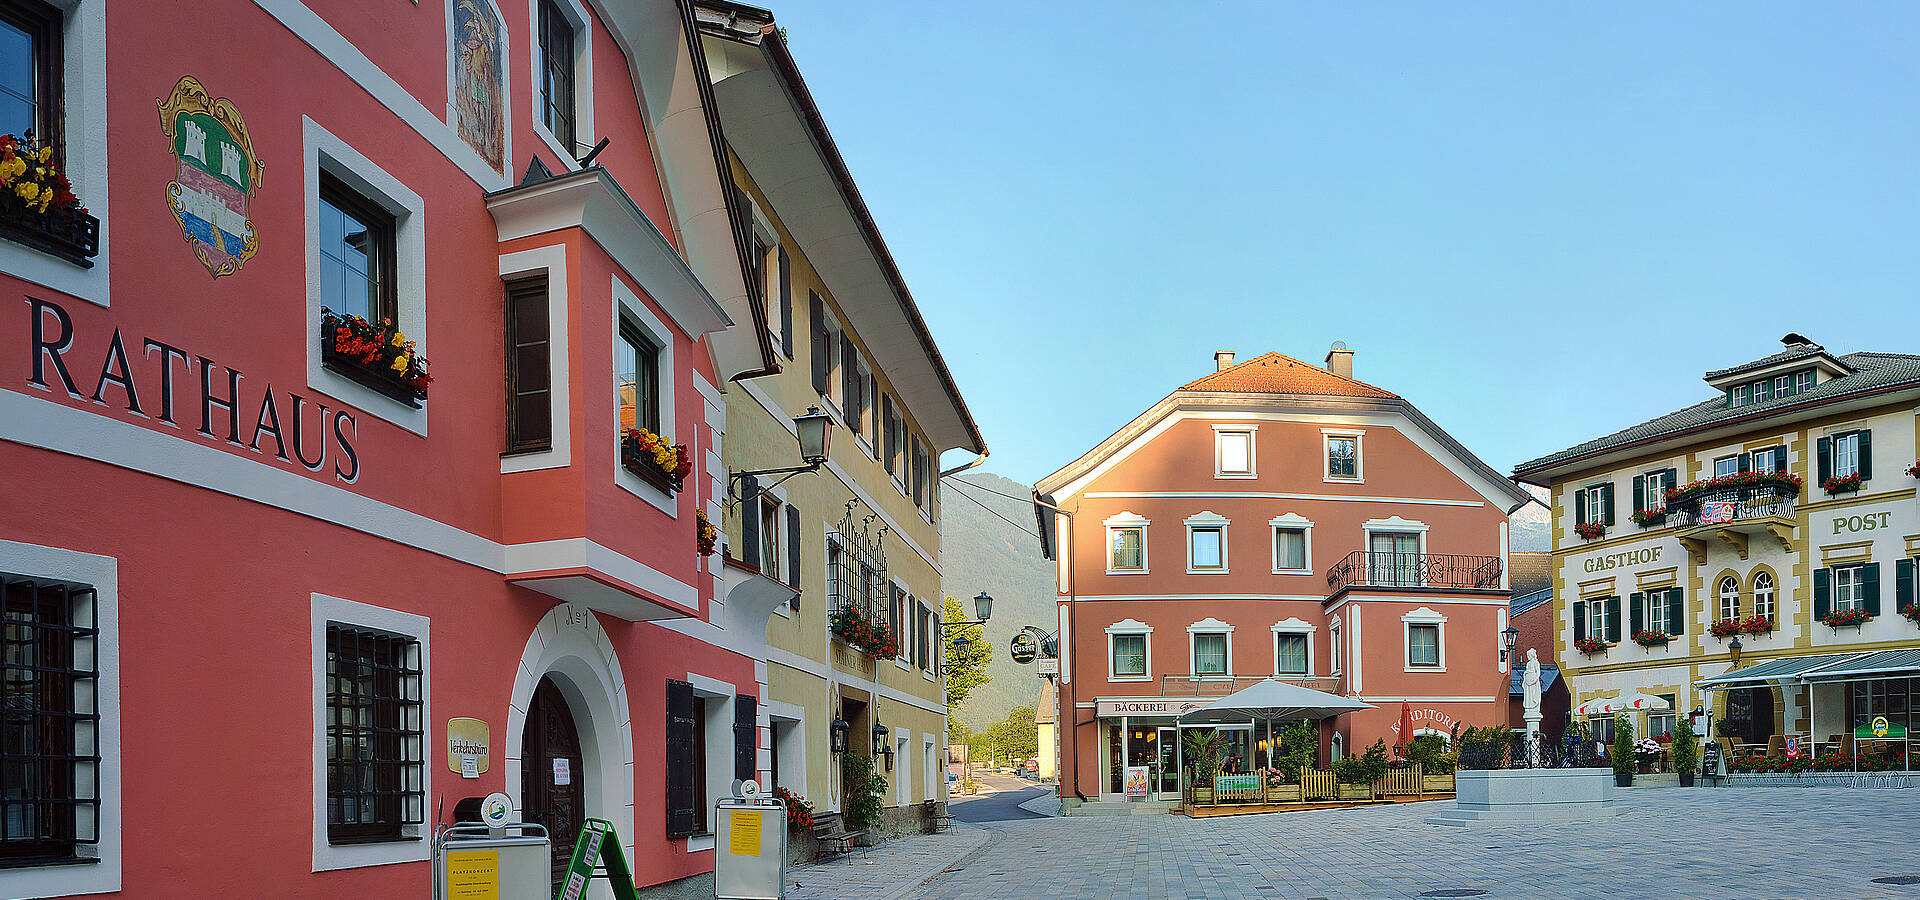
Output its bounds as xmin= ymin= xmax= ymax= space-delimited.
xmin=1010 ymin=633 xmax=1038 ymax=664
xmin=480 ymin=791 xmax=513 ymax=827
xmin=736 ymin=778 xmax=761 ymax=798
xmin=1873 ymin=715 xmax=1891 ymax=737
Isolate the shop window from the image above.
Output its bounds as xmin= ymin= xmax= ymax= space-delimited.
xmin=0 ymin=575 xmax=98 ymax=864
xmin=325 ymin=625 xmax=424 ymax=843
xmin=504 ymin=275 xmax=551 ymax=453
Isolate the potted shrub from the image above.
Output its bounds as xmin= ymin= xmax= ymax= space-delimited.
xmin=1182 ymin=731 xmax=1224 ymax=806
xmin=1611 ymin=718 xmax=1637 ymax=787
xmin=1634 ymin=737 xmax=1662 ymax=774
xmin=1672 ymin=720 xmax=1699 ymax=786
xmin=1333 ymin=755 xmax=1372 ymax=800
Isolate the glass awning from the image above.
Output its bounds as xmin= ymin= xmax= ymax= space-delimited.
xmin=1799 ymin=647 xmax=1920 ymax=681
xmin=1693 ymin=652 xmax=1866 ymax=689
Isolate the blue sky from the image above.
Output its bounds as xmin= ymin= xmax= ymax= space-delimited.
xmin=765 ymin=2 xmax=1920 ymax=486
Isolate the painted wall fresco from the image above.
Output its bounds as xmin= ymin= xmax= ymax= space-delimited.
xmin=452 ymin=0 xmax=505 ymax=171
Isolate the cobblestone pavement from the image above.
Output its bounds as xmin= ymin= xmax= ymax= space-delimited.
xmin=785 ymin=825 xmax=991 ymax=900
xmin=900 ymin=787 xmax=1920 ymax=899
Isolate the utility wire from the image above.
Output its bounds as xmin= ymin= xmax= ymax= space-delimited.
xmin=950 ymin=477 xmax=1036 ymax=505
xmin=945 ymin=478 xmax=1042 ymax=540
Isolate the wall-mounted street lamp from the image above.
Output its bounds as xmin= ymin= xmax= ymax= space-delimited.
xmin=1501 ymin=626 xmax=1520 ymax=664
xmin=830 ymin=717 xmax=850 ymax=754
xmin=731 ymin=407 xmax=832 ymax=489
xmin=941 ymin=592 xmax=993 ymax=629
xmin=872 ymin=722 xmax=890 ymax=756
xmin=1728 ymin=636 xmax=1743 ymax=669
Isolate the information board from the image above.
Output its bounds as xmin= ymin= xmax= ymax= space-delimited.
xmin=1856 ymin=717 xmax=1907 ymax=739
xmin=1701 ymin=741 xmax=1721 ymax=777
xmin=716 ymin=798 xmax=786 ymax=900
xmin=1215 ymin=774 xmax=1259 ymax=793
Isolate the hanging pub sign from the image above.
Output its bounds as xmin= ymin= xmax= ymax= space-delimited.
xmin=1009 ymin=632 xmax=1038 ymax=664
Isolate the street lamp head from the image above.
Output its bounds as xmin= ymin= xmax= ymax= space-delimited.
xmin=796 ymin=407 xmax=831 ymax=466
xmin=1502 ymin=626 xmax=1520 ymax=653
xmin=1728 ymin=636 xmax=1743 ymax=668
xmin=872 ymin=722 xmax=890 ymax=755
xmin=952 ymin=634 xmax=972 ymax=657
xmin=973 ymin=591 xmax=993 ymax=622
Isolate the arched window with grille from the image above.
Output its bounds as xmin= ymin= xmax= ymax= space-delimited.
xmin=1718 ymin=576 xmax=1740 ymax=621
xmin=1752 ymin=572 xmax=1775 ymax=623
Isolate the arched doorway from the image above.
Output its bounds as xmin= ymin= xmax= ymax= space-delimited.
xmin=522 ymin=676 xmax=585 ymax=889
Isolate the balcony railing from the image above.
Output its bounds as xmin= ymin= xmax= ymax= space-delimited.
xmin=1155 ymin=674 xmax=1342 ymax=697
xmin=1325 ymin=551 xmax=1502 ymax=595
xmin=1665 ymin=483 xmax=1797 ymax=529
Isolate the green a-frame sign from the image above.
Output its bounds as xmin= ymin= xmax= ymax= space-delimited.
xmin=556 ymin=818 xmax=638 ymax=900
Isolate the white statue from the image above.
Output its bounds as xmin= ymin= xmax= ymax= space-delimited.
xmin=1522 ymin=648 xmax=1543 ymax=726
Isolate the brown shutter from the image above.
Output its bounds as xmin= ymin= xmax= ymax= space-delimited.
xmin=841 ymin=334 xmax=858 ymax=429
xmin=777 ymin=246 xmax=793 ymax=358
xmin=504 ymin=276 xmax=552 ymax=453
xmin=665 ymin=680 xmax=697 ymax=838
xmin=734 ymin=695 xmax=758 ymax=783
xmin=809 ymin=292 xmax=828 ymax=395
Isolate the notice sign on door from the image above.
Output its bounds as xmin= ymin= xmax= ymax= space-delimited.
xmin=553 ymin=758 xmax=571 ymax=785
xmin=729 ymin=810 xmax=763 ymax=857
xmin=1124 ymin=766 xmax=1150 ymax=799
xmin=446 ymin=849 xmax=500 ymax=900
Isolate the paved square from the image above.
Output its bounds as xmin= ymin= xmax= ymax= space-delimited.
xmin=896 ymin=787 xmax=1920 ymax=899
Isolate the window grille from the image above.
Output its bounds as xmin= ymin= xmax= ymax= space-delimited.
xmin=0 ymin=576 xmax=100 ymax=862
xmin=325 ymin=625 xmax=423 ymax=842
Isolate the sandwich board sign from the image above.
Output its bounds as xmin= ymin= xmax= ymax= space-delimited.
xmin=558 ymin=818 xmax=638 ymax=900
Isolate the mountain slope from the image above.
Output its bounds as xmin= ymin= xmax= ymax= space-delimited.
xmin=938 ymin=473 xmax=1055 ymax=730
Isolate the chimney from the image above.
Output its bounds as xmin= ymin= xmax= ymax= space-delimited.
xmin=1214 ymin=350 xmax=1235 ymax=372
xmin=1324 ymin=341 xmax=1353 ymax=379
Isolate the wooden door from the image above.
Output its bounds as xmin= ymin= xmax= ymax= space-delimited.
xmin=522 ymin=677 xmax=584 ymax=889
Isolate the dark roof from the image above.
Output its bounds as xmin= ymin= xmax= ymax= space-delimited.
xmin=1515 ymin=352 xmax=1920 ymax=477
xmin=1508 ymin=664 xmax=1560 ymax=696
xmin=1510 ymin=587 xmax=1553 ymax=617
xmin=1508 ymin=552 xmax=1551 ymax=599
xmin=1702 ymin=344 xmax=1844 ymax=381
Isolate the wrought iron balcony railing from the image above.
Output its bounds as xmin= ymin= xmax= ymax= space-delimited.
xmin=1664 ymin=483 xmax=1797 ymax=529
xmin=1325 ymin=551 xmax=1502 ymax=594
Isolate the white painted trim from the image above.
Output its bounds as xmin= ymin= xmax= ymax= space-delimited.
xmin=0 ymin=539 xmax=121 ymax=898
xmin=525 ymin=0 xmax=593 ymax=170
xmin=253 ymin=0 xmax=510 ymax=189
xmin=1270 ymin=618 xmax=1316 ymax=677
xmin=610 ymin=276 xmax=679 ymax=517
xmin=500 ymin=538 xmax=698 ymax=609
xmin=1496 ymin=607 xmax=1509 ymax=676
xmin=1363 ymin=516 xmax=1431 ymax=533
xmin=303 ymin=116 xmax=431 ymax=435
xmin=1402 ymin=607 xmax=1447 ymax=673
xmin=1187 ymin=619 xmax=1233 ymax=679
xmin=1212 ymin=425 xmax=1256 ymax=479
xmin=1184 ymin=510 xmax=1230 ymax=525
xmin=1321 ymin=593 xmax=1513 ymax=614
xmin=1085 ymin=491 xmax=1482 ymax=508
xmin=499 ymin=245 xmax=573 ymax=472
xmin=311 ymin=593 xmax=431 ymax=871
xmin=0 ymin=0 xmax=110 ymax=308
xmin=1349 ymin=607 xmax=1362 ymax=692
xmin=1185 ymin=516 xmax=1228 ymax=574
xmin=1103 ymin=511 xmax=1152 ymax=526
xmin=1269 ymin=514 xmax=1313 ymax=575
xmin=1323 ymin=430 xmax=1364 ymax=484
xmin=1187 ymin=617 xmax=1235 ymax=632
xmin=1105 ymin=620 xmax=1152 ymax=682
xmin=1073 ymin=593 xmax=1328 ymax=603
xmin=1329 ymin=617 xmax=1342 ymax=676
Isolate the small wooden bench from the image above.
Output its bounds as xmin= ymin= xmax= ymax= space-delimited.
xmin=922 ymin=798 xmax=954 ymax=833
xmin=810 ymin=813 xmax=869 ymax=863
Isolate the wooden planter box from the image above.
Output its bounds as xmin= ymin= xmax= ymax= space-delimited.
xmin=621 ymin=439 xmax=685 ymax=493
xmin=1189 ymin=787 xmax=1213 ymax=805
xmin=1336 ymin=783 xmax=1371 ymax=801
xmin=1264 ymin=784 xmax=1301 ymax=804
xmin=1422 ymin=773 xmax=1455 ymax=792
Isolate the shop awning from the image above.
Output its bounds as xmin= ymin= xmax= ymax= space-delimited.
xmin=1693 ymin=652 xmax=1866 ymax=690
xmin=1799 ymin=647 xmax=1920 ymax=682
xmin=1179 ymin=678 xmax=1373 ymax=726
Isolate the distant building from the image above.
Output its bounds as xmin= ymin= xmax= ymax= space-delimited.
xmin=1034 ymin=347 xmax=1531 ymax=806
xmin=1509 ymin=550 xmax=1552 ymax=599
xmin=1506 ymin=587 xmax=1570 ymax=743
xmin=1036 ymin=683 xmax=1058 ymax=782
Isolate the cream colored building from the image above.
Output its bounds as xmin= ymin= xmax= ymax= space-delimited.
xmin=698 ymin=8 xmax=986 ymax=828
xmin=1515 ymin=336 xmax=1920 ymax=760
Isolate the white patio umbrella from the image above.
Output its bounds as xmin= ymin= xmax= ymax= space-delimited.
xmin=1575 ymin=692 xmax=1671 ymax=716
xmin=1179 ymin=679 xmax=1375 ymax=792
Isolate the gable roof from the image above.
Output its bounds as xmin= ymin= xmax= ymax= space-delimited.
xmin=1181 ymin=352 xmax=1398 ymax=399
xmin=1508 ymin=663 xmax=1560 ymax=696
xmin=1514 ymin=351 xmax=1920 ymax=480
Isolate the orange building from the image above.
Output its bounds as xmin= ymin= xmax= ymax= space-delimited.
xmin=1033 ymin=348 xmax=1531 ymax=806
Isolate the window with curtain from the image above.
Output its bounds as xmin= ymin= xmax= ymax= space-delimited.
xmin=1192 ymin=633 xmax=1227 ymax=676
xmin=1275 ymin=633 xmax=1307 ymax=675
xmin=1110 ymin=528 xmax=1143 ymax=571
xmin=1274 ymin=528 xmax=1306 ymax=571
xmin=1112 ymin=633 xmax=1145 ymax=677
xmin=1407 ymin=624 xmax=1439 ymax=667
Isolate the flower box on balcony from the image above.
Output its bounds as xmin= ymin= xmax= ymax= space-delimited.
xmin=1663 ymin=471 xmax=1803 ymax=510
xmin=320 ymin=310 xmax=431 ymax=407
xmin=1632 ymin=629 xmax=1673 ymax=649
xmin=620 ymin=427 xmax=689 ymax=494
xmin=1821 ymin=608 xmax=1871 ymax=629
xmin=0 ymin=133 xmax=97 ymax=268
xmin=1574 ymin=637 xmax=1609 ymax=656
xmin=829 ymin=606 xmax=898 ymax=659
xmin=1822 ymin=473 xmax=1863 ymax=496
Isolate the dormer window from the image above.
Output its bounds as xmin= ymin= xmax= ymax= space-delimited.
xmin=1727 ymin=367 xmax=1817 ymax=408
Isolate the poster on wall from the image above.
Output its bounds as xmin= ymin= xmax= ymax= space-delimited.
xmin=451 ymin=0 xmax=506 ymax=171
xmin=1124 ymin=766 xmax=1150 ymax=799
xmin=156 ymin=76 xmax=263 ymax=278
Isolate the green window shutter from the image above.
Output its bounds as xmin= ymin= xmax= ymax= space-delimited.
xmin=1600 ymin=484 xmax=1615 ymax=526
xmin=1629 ymin=592 xmax=1644 ymax=635
xmin=1574 ymin=600 xmax=1587 ymax=642
xmin=1667 ymin=587 xmax=1684 ymax=635
xmin=1813 ymin=568 xmax=1831 ymax=620
xmin=1858 ymin=430 xmax=1873 ymax=479
xmin=1738 ymin=452 xmax=1751 ymax=474
xmin=1632 ymin=476 xmax=1645 ymax=515
xmin=1662 ymin=468 xmax=1678 ymax=500
xmin=1816 ymin=437 xmax=1832 ymax=484
xmin=1862 ymin=562 xmax=1881 ymax=617
xmin=1606 ymin=597 xmax=1622 ymax=643
xmin=1574 ymin=489 xmax=1588 ymax=527
xmin=1896 ymin=558 xmax=1915 ymax=614
xmin=1770 ymin=449 xmax=1785 ymax=474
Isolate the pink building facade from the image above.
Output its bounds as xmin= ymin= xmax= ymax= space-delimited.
xmin=0 ymin=0 xmax=796 ymax=896
xmin=1034 ymin=350 xmax=1531 ymax=804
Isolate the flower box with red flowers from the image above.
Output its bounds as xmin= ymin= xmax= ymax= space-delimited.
xmin=1821 ymin=607 xmax=1871 ymax=629
xmin=1907 ymin=461 xmax=1920 ymax=479
xmin=1662 ymin=471 xmax=1803 ymax=509
xmin=1630 ymin=508 xmax=1667 ymax=527
xmin=696 ymin=509 xmax=717 ymax=557
xmin=1574 ymin=522 xmax=1607 ymax=540
xmin=1822 ymin=472 xmax=1864 ymax=495
xmin=829 ymin=606 xmax=899 ymax=659
xmin=1903 ymin=606 xmax=1920 ymax=626
xmin=1739 ymin=614 xmax=1774 ymax=636
xmin=1709 ymin=618 xmax=1741 ymax=638
xmin=1574 ymin=637 xmax=1609 ymax=656
xmin=620 ymin=427 xmax=691 ymax=494
xmin=320 ymin=309 xmax=432 ymax=406
xmin=0 ymin=132 xmax=97 ymax=268
xmin=1631 ymin=629 xmax=1673 ymax=648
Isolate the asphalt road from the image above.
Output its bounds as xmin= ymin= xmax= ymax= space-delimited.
xmin=949 ymin=772 xmax=1050 ymax=823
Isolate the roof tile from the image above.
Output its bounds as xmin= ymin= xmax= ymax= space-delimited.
xmin=1181 ymin=352 xmax=1398 ymax=399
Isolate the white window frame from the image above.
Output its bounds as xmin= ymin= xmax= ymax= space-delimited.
xmin=1187 ymin=618 xmax=1234 ymax=679
xmin=1212 ymin=425 xmax=1256 ymax=478
xmin=1749 ymin=447 xmax=1781 ymax=475
xmin=303 ymin=116 xmax=430 ymax=435
xmin=1323 ymin=429 xmax=1364 ymax=483
xmin=1270 ymin=618 xmax=1316 ymax=676
xmin=1106 ymin=620 xmax=1152 ymax=682
xmin=1754 ymin=378 xmax=1774 ymax=402
xmin=1796 ymin=371 xmax=1815 ymax=393
xmin=1642 ymin=469 xmax=1670 ymax=511
xmin=1774 ymin=374 xmax=1792 ymax=397
xmin=526 ymin=0 xmax=594 ymax=171
xmin=1104 ymin=512 xmax=1150 ymax=574
xmin=1401 ymin=607 xmax=1446 ymax=672
xmin=1733 ymin=384 xmax=1751 ymax=406
xmin=1184 ymin=511 xmax=1229 ymax=574
xmin=1647 ymin=590 xmax=1670 ymax=634
xmin=821 ymin=306 xmax=845 ymax=414
xmin=311 ymin=593 xmax=431 ymax=872
xmin=1833 ymin=432 xmax=1861 ymax=479
xmin=1269 ymin=513 xmax=1313 ymax=574
xmin=852 ymin=354 xmax=875 ymax=456
xmin=1753 ymin=571 xmax=1775 ymax=621
xmin=1587 ymin=598 xmax=1608 ymax=641
xmin=1718 ymin=576 xmax=1739 ymax=622
xmin=1363 ymin=517 xmax=1429 ymax=587
xmin=1329 ymin=619 xmax=1342 ymax=675
xmin=1714 ymin=456 xmax=1739 ymax=478
xmin=1833 ymin=564 xmax=1863 ymax=613
xmin=1583 ymin=485 xmax=1606 ymax=525
xmin=0 ymin=0 xmax=107 ymax=308
xmin=610 ymin=276 xmax=678 ymax=516
xmin=0 ymin=539 xmax=122 ymax=899
xmin=685 ymin=674 xmax=736 ymax=851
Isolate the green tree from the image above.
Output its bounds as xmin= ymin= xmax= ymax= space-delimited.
xmin=1611 ymin=717 xmax=1637 ymax=777
xmin=997 ymin=705 xmax=1038 ymax=760
xmin=942 ymin=594 xmax=991 ymax=713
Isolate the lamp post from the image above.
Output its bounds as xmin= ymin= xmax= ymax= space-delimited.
xmin=942 ymin=591 xmax=993 ymax=628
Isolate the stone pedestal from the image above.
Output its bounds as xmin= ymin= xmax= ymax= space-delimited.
xmin=1424 ymin=769 xmax=1620 ymax=826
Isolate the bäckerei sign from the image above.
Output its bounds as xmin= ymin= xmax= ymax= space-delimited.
xmin=1096 ymin=699 xmax=1213 ymax=717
